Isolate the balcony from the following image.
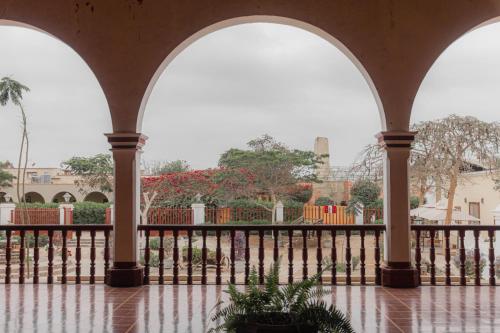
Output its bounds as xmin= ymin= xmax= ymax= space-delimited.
xmin=0 ymin=223 xmax=499 ymax=332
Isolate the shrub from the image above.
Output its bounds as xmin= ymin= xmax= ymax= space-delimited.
xmin=18 ymin=202 xmax=59 ymax=208
xmin=314 ymin=197 xmax=335 ymax=206
xmin=140 ymin=252 xmax=160 ymax=267
xmin=73 ymin=202 xmax=110 ymax=224
xmin=453 ymin=250 xmax=487 ymax=278
xmin=410 ymin=196 xmax=421 ymax=209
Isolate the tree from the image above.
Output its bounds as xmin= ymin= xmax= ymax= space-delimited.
xmin=144 ymin=159 xmax=190 ymax=175
xmin=218 ymin=135 xmax=322 ymax=223
xmin=62 ymin=154 xmax=114 ymax=195
xmin=0 ymin=161 xmax=14 ymax=189
xmin=349 ymin=180 xmax=381 ymax=207
xmin=0 ymin=77 xmax=30 ymax=218
xmin=413 ymin=115 xmax=500 ymax=224
xmin=141 ymin=168 xmax=255 ymax=208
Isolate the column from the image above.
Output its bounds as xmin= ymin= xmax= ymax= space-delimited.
xmin=377 ymin=131 xmax=419 ymax=288
xmin=0 ymin=201 xmax=16 ymax=225
xmin=191 ymin=202 xmax=205 ymax=225
xmin=275 ymin=201 xmax=284 ymax=223
xmin=105 ymin=132 xmax=147 ymax=287
xmin=59 ymin=203 xmax=74 ymax=225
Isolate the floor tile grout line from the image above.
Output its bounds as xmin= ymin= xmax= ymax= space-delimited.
xmin=373 ymin=287 xmax=406 ymax=333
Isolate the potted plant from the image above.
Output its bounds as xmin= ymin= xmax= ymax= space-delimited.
xmin=208 ymin=262 xmax=354 ymax=333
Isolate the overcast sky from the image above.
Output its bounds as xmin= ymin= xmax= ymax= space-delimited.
xmin=0 ymin=22 xmax=499 ymax=169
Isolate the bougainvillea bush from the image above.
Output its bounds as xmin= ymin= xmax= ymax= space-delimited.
xmin=141 ymin=168 xmax=256 ymax=207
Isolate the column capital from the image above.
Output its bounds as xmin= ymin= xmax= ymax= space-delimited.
xmin=375 ymin=131 xmax=417 ymax=148
xmin=105 ymin=132 xmax=148 ymax=150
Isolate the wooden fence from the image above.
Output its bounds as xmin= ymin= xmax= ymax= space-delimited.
xmin=303 ymin=205 xmax=355 ymax=224
xmin=11 ymin=208 xmax=60 ymax=225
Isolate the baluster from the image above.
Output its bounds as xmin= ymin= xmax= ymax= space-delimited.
xmin=273 ymin=229 xmax=279 ymax=263
xmin=48 ymin=230 xmax=54 ymax=284
xmin=215 ymin=229 xmax=221 ymax=285
xmin=430 ymin=229 xmax=436 ymax=285
xmin=245 ymin=230 xmax=250 ymax=284
xmin=488 ymin=230 xmax=496 ymax=286
xmin=444 ymin=229 xmax=451 ymax=286
xmin=230 ymin=230 xmax=235 ymax=284
xmin=316 ymin=230 xmax=323 ymax=283
xmin=61 ymin=230 xmax=67 ymax=284
xmin=258 ymin=229 xmax=264 ymax=284
xmin=288 ymin=229 xmax=294 ymax=283
xmin=374 ymin=230 xmax=381 ymax=285
xmin=473 ymin=229 xmax=481 ymax=286
xmin=302 ymin=229 xmax=308 ymax=281
xmin=158 ymin=230 xmax=164 ymax=285
xmin=144 ymin=230 xmax=150 ymax=284
xmin=33 ymin=230 xmax=39 ymax=284
xmin=188 ymin=229 xmax=193 ymax=285
xmin=19 ymin=230 xmax=25 ymax=284
xmin=173 ymin=229 xmax=179 ymax=285
xmin=4 ymin=230 xmax=11 ymax=284
xmin=459 ymin=230 xmax=466 ymax=286
xmin=90 ymin=229 xmax=96 ymax=284
xmin=75 ymin=230 xmax=81 ymax=284
xmin=104 ymin=229 xmax=110 ymax=284
xmin=331 ymin=230 xmax=337 ymax=285
xmin=415 ymin=230 xmax=421 ymax=285
xmin=360 ymin=229 xmax=366 ymax=285
xmin=202 ymin=229 xmax=207 ymax=285
xmin=345 ymin=230 xmax=352 ymax=285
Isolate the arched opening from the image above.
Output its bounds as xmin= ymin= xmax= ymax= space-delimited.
xmin=0 ymin=21 xmax=112 ymax=204
xmin=84 ymin=191 xmax=109 ymax=203
xmin=52 ymin=191 xmax=76 ymax=203
xmin=23 ymin=191 xmax=45 ymax=203
xmin=0 ymin=192 xmax=7 ymax=203
xmin=137 ymin=16 xmax=385 ymax=132
xmin=411 ymin=20 xmax=500 ymax=224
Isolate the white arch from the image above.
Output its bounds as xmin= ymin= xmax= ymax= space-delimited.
xmin=137 ymin=15 xmax=386 ymax=132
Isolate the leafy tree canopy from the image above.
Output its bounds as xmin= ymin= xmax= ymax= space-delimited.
xmin=0 ymin=161 xmax=14 ymax=189
xmin=219 ymin=134 xmax=321 ymax=202
xmin=62 ymin=154 xmax=113 ymax=194
xmin=349 ymin=179 xmax=381 ymax=208
xmin=145 ymin=159 xmax=190 ymax=175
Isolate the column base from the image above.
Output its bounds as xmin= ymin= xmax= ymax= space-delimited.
xmin=106 ymin=263 xmax=144 ymax=287
xmin=381 ymin=263 xmax=419 ymax=288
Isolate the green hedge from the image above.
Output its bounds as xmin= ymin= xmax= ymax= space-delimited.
xmin=17 ymin=202 xmax=59 ymax=208
xmin=73 ymin=202 xmax=110 ymax=224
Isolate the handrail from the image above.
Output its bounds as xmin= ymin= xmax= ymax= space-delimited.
xmin=0 ymin=224 xmax=113 ymax=231
xmin=138 ymin=224 xmax=386 ymax=231
xmin=411 ymin=224 xmax=500 ymax=231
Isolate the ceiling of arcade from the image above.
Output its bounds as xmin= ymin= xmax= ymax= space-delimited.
xmin=1 ymin=0 xmax=500 ymax=132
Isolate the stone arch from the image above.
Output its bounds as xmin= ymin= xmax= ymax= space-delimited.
xmin=84 ymin=191 xmax=109 ymax=203
xmin=0 ymin=192 xmax=6 ymax=203
xmin=52 ymin=192 xmax=76 ymax=203
xmin=409 ymin=16 xmax=500 ymax=125
xmin=0 ymin=19 xmax=113 ymax=128
xmin=23 ymin=191 xmax=45 ymax=204
xmin=136 ymin=15 xmax=386 ymax=132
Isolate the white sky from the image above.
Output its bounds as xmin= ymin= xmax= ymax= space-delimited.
xmin=0 ymin=22 xmax=499 ymax=169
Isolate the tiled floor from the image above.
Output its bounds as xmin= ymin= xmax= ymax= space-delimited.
xmin=0 ymin=284 xmax=499 ymax=333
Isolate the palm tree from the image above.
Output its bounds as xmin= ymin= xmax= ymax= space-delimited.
xmin=0 ymin=77 xmax=31 ymax=220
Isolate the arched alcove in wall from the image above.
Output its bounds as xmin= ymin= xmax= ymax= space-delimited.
xmin=52 ymin=191 xmax=76 ymax=203
xmin=84 ymin=191 xmax=109 ymax=203
xmin=23 ymin=191 xmax=45 ymax=203
xmin=0 ymin=20 xmax=112 ymax=178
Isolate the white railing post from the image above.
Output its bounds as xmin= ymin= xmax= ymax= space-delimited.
xmin=192 ymin=202 xmax=205 ymax=225
xmin=276 ymin=201 xmax=284 ymax=223
xmin=0 ymin=202 xmax=16 ymax=225
xmin=59 ymin=203 xmax=74 ymax=225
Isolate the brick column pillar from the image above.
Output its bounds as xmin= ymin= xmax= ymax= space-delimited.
xmin=105 ymin=132 xmax=147 ymax=287
xmin=377 ymin=131 xmax=419 ymax=288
